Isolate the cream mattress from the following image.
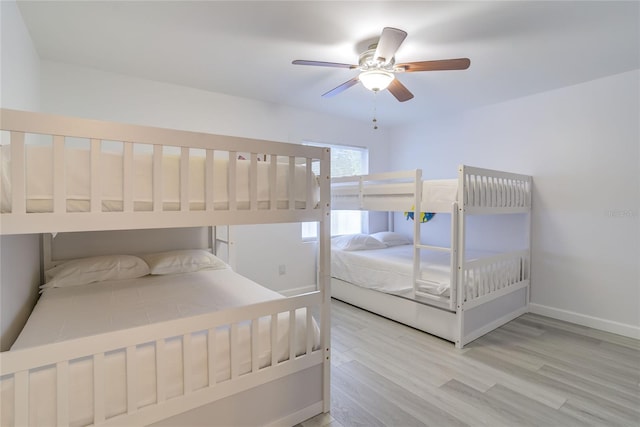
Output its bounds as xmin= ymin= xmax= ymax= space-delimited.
xmin=332 ymin=245 xmax=489 ymax=297
xmin=0 ymin=145 xmax=319 ymax=212
xmin=331 ymin=179 xmax=458 ymax=213
xmin=3 ymin=269 xmax=320 ymax=426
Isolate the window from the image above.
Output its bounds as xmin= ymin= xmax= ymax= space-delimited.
xmin=302 ymin=143 xmax=368 ymax=239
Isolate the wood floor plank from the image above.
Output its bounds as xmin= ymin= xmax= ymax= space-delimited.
xmin=397 ymin=335 xmax=496 ymax=392
xmin=559 ymin=399 xmax=636 ymax=427
xmin=488 ymin=324 xmax=640 ymax=395
xmin=332 ymin=363 xmax=428 ymax=427
xmin=537 ymin=364 xmax=640 ymax=413
xmin=300 ymin=299 xmax=640 ymax=427
xmin=341 ymin=345 xmax=509 ymax=426
xmin=464 ymin=348 xmax=640 ymax=425
xmin=440 ymin=379 xmax=558 ymax=427
xmin=340 ymin=360 xmax=468 ymax=427
xmin=330 ymin=383 xmax=385 ymax=427
xmin=485 ymin=384 xmax=585 ymax=427
xmin=471 ymin=333 xmax=546 ymax=371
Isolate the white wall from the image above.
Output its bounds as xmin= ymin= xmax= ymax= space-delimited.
xmin=0 ymin=0 xmax=42 ymax=350
xmin=230 ymin=223 xmax=317 ymax=295
xmin=0 ymin=0 xmax=40 ymax=110
xmin=39 ymin=60 xmax=390 ymax=292
xmin=390 ymin=70 xmax=640 ymax=337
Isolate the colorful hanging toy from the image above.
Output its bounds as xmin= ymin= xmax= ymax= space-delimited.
xmin=404 ymin=206 xmax=435 ymax=223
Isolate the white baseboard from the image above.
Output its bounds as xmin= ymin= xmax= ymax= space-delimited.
xmin=279 ymin=285 xmax=317 ymax=297
xmin=529 ymin=303 xmax=640 ymax=340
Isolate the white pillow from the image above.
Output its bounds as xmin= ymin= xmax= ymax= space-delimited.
xmin=42 ymin=255 xmax=150 ymax=289
xmin=142 ymin=249 xmax=229 ymax=275
xmin=331 ymin=234 xmax=387 ymax=251
xmin=370 ymin=231 xmax=412 ymax=247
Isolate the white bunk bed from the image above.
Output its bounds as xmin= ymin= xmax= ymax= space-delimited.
xmin=331 ymin=167 xmax=531 ymax=348
xmin=0 ymin=109 xmax=331 ymax=427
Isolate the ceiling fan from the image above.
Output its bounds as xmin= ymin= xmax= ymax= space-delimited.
xmin=292 ymin=27 xmax=470 ymax=102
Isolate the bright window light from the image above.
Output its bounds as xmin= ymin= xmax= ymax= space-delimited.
xmin=302 ymin=142 xmax=369 ymax=240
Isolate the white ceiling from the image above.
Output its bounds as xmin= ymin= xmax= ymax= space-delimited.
xmin=17 ymin=1 xmax=640 ymax=127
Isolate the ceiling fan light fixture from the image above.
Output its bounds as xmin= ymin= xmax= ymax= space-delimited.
xmin=359 ymin=70 xmax=395 ymax=92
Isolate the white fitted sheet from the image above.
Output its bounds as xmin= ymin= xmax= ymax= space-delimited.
xmin=332 ymin=245 xmax=489 ymax=297
xmin=3 ymin=269 xmax=320 ymax=427
xmin=0 ymin=145 xmax=319 ymax=212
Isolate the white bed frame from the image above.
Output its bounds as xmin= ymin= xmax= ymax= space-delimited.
xmin=331 ymin=167 xmax=532 ymax=348
xmin=0 ymin=109 xmax=332 ymax=426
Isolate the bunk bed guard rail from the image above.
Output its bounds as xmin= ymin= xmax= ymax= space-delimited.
xmin=0 ymin=109 xmax=329 ymax=235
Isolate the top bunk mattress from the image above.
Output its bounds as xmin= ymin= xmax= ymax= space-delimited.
xmin=331 ymin=179 xmax=458 ymax=213
xmin=0 ymin=145 xmax=319 ymax=213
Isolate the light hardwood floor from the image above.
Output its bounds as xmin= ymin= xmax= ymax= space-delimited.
xmin=297 ymin=298 xmax=640 ymax=427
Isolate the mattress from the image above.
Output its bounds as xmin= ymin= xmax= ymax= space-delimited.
xmin=332 ymin=244 xmax=489 ymax=297
xmin=331 ymin=179 xmax=458 ymax=213
xmin=0 ymin=145 xmax=319 ymax=212
xmin=3 ymin=269 xmax=320 ymax=426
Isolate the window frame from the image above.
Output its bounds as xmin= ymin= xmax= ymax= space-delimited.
xmin=301 ymin=141 xmax=369 ymax=241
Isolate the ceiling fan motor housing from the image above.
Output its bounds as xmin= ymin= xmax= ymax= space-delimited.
xmin=358 ymin=46 xmax=396 ymax=71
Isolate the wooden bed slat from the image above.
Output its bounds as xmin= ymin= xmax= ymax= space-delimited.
xmin=156 ymin=339 xmax=166 ymax=403
xmin=183 ymin=333 xmax=193 ymax=394
xmin=123 ymin=142 xmax=134 ymax=212
xmin=306 ymin=158 xmax=313 ymax=211
xmin=90 ymin=139 xmax=101 ymax=213
xmin=14 ymin=370 xmax=29 ymax=427
xmin=269 ymin=154 xmax=277 ymax=210
xmin=53 ymin=136 xmax=65 ymax=213
xmin=229 ymin=152 xmax=237 ymax=211
xmin=230 ymin=323 xmax=239 ymax=379
xmin=289 ymin=309 xmax=296 ymax=361
xmin=288 ymin=156 xmax=295 ymax=210
xmin=153 ymin=145 xmax=163 ymax=212
xmin=271 ymin=314 xmax=278 ymax=367
xmin=93 ymin=352 xmax=106 ymax=423
xmin=306 ymin=308 xmax=313 ymax=356
xmin=56 ymin=361 xmax=69 ymax=426
xmin=180 ymin=147 xmax=190 ymax=212
xmin=10 ymin=132 xmax=26 ymax=214
xmin=250 ymin=153 xmax=258 ymax=211
xmin=205 ymin=149 xmax=215 ymax=211
xmin=251 ymin=318 xmax=259 ymax=373
xmin=207 ymin=328 xmax=216 ymax=387
xmin=126 ymin=346 xmax=137 ymax=414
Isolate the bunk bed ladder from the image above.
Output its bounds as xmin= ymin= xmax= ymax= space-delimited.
xmin=413 ymin=201 xmax=459 ymax=313
xmin=411 ymin=169 xmax=422 ymax=298
xmin=411 ymin=166 xmax=458 ymax=313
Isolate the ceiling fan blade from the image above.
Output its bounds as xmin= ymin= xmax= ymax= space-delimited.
xmin=322 ymin=77 xmax=360 ymax=98
xmin=292 ymin=60 xmax=357 ymax=69
xmin=374 ymin=27 xmax=407 ymax=64
xmin=397 ymin=58 xmax=471 ymax=72
xmin=388 ymin=79 xmax=414 ymax=102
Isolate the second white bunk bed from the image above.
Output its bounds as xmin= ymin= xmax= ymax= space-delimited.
xmin=331 ymin=167 xmax=532 ymax=348
xmin=0 ymin=109 xmax=331 ymax=427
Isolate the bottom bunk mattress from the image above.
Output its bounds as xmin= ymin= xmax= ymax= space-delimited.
xmin=332 ymin=244 xmax=488 ymax=297
xmin=3 ymin=269 xmax=320 ymax=426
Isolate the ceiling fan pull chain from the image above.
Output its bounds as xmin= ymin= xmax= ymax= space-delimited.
xmin=372 ymin=92 xmax=379 ymax=130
